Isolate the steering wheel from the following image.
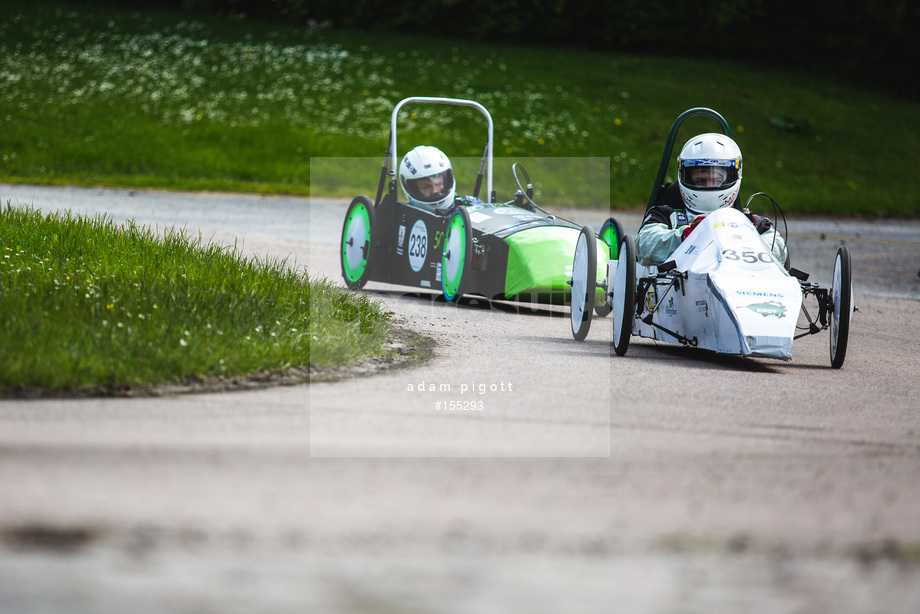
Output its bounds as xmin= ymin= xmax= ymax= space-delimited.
xmin=512 ymin=163 xmax=546 ymax=213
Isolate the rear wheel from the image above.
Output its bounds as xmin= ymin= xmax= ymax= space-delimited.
xmin=570 ymin=225 xmax=596 ymax=341
xmin=595 ymin=218 xmax=624 ymax=317
xmin=442 ymin=207 xmax=472 ymax=303
xmin=829 ymin=246 xmax=852 ymax=368
xmin=612 ymin=234 xmax=636 ymax=356
xmin=340 ymin=195 xmax=375 ymax=290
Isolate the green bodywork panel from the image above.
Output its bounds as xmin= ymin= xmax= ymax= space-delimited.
xmin=503 ymin=226 xmax=608 ymax=305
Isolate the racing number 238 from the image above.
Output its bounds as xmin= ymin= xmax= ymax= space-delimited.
xmin=407 ymin=219 xmax=429 ymax=272
xmin=722 ymin=249 xmax=771 ymax=264
xmin=409 ymin=233 xmax=427 ymax=259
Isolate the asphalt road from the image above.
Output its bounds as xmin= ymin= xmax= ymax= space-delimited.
xmin=2 ymin=184 xmax=920 ymax=613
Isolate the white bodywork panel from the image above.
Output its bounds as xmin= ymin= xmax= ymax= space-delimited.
xmin=633 ymin=207 xmax=801 ymax=359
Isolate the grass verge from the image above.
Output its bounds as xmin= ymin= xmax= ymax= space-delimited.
xmin=0 ymin=203 xmax=391 ymax=395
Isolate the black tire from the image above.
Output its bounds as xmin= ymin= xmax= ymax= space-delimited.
xmin=340 ymin=195 xmax=376 ymax=290
xmin=612 ymin=233 xmax=636 ymax=357
xmin=829 ymin=246 xmax=852 ymax=369
xmin=442 ymin=207 xmax=472 ymax=303
xmin=570 ymin=225 xmax=596 ymax=341
xmin=594 ymin=218 xmax=624 ymax=317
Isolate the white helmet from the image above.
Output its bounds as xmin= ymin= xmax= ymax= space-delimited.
xmin=677 ymin=133 xmax=743 ymax=214
xmin=398 ymin=145 xmax=456 ymax=208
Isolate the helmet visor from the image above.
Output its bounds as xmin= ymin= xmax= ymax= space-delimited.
xmin=405 ymin=169 xmax=453 ymax=203
xmin=679 ymin=158 xmax=740 ymax=190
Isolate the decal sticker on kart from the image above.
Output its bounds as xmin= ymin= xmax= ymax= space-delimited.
xmin=696 ymin=299 xmax=709 ymax=317
xmin=397 ymin=225 xmax=406 ymax=256
xmin=740 ymin=300 xmax=788 ymax=318
xmin=664 ymin=297 xmax=677 ymax=317
xmin=734 ymin=290 xmax=785 ymax=298
xmin=407 ymin=219 xmax=428 ymax=272
xmin=490 ymin=207 xmax=542 ymax=221
xmin=722 ymin=249 xmax=775 ymax=265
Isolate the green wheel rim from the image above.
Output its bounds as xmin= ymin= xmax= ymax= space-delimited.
xmin=442 ymin=211 xmax=467 ymax=300
xmin=342 ymin=203 xmax=371 ymax=284
xmin=600 ymin=221 xmax=618 ymax=260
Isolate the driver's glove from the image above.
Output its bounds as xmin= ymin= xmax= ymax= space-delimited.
xmin=681 ymin=216 xmax=704 ymax=241
xmin=744 ymin=209 xmax=775 ymax=234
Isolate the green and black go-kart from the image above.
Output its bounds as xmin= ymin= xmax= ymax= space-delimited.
xmin=341 ymin=96 xmax=612 ymax=307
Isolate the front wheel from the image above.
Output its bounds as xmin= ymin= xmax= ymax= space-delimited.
xmin=340 ymin=195 xmax=376 ymax=290
xmin=442 ymin=207 xmax=472 ymax=303
xmin=611 ymin=233 xmax=636 ymax=356
xmin=570 ymin=225 xmax=597 ymax=341
xmin=829 ymin=246 xmax=853 ymax=368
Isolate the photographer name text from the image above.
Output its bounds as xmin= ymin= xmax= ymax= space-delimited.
xmin=406 ymin=380 xmax=513 ymax=395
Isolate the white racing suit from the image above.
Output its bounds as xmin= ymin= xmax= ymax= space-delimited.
xmin=637 ymin=204 xmax=787 ymax=267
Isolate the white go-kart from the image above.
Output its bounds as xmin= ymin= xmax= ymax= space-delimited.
xmin=569 ymin=108 xmax=855 ymax=368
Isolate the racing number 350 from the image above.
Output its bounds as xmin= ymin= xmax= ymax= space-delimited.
xmin=722 ymin=249 xmax=772 ymax=264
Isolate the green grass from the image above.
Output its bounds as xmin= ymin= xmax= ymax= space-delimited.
xmin=1 ymin=2 xmax=918 ymax=215
xmin=0 ymin=203 xmax=389 ymax=393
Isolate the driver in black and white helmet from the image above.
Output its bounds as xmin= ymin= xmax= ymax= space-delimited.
xmin=398 ymin=145 xmax=457 ymax=209
xmin=636 ymin=133 xmax=787 ymax=266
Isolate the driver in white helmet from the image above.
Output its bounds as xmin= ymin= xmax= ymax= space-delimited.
xmin=636 ymin=133 xmax=787 ymax=267
xmin=398 ymin=145 xmax=483 ymax=211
